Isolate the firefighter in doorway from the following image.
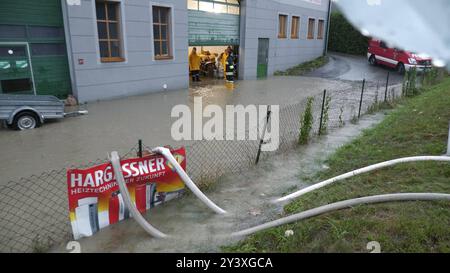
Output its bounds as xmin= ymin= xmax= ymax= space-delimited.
xmin=189 ymin=47 xmax=201 ymax=82
xmin=221 ymin=46 xmax=232 ymax=79
xmin=225 ymin=47 xmax=235 ymax=83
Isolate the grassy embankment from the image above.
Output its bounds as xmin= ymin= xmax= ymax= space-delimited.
xmin=224 ymin=77 xmax=450 ymax=253
xmin=274 ymin=56 xmax=329 ymax=76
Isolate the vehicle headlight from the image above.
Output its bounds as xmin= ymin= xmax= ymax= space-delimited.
xmin=408 ymin=58 xmax=417 ymax=65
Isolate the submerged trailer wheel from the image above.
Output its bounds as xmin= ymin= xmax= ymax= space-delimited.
xmin=13 ymin=111 xmax=40 ymax=130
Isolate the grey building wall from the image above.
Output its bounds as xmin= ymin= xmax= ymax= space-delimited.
xmin=64 ymin=0 xmax=189 ymax=103
xmin=63 ymin=0 xmax=329 ymax=102
xmin=240 ymin=0 xmax=330 ymax=80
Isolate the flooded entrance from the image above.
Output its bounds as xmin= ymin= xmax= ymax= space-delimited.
xmin=188 ymin=46 xmax=239 ymax=84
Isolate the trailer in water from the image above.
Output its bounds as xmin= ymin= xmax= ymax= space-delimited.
xmin=0 ymin=94 xmax=86 ymax=130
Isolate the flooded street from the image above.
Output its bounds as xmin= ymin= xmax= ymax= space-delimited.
xmin=52 ymin=112 xmax=386 ymax=252
xmin=0 ymin=76 xmax=353 ymax=183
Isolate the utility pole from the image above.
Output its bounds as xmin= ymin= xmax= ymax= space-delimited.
xmin=324 ymin=0 xmax=333 ymax=56
xmin=447 ymin=121 xmax=450 ymax=156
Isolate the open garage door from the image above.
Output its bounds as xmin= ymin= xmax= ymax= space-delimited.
xmin=188 ymin=0 xmax=240 ymax=46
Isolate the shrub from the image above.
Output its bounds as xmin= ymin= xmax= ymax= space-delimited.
xmin=299 ymin=97 xmax=314 ymax=145
xmin=328 ymin=12 xmax=369 ymax=55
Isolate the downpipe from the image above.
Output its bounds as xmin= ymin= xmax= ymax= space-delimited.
xmin=110 ymin=151 xmax=168 ymax=238
xmin=151 ymin=147 xmax=227 ymax=215
xmin=233 ymin=193 xmax=450 ymax=237
xmin=276 ymin=156 xmax=450 ymax=204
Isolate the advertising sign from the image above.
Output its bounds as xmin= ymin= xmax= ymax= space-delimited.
xmin=67 ymin=147 xmax=186 ymax=240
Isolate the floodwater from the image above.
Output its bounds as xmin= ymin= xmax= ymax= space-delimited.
xmin=0 ymin=76 xmax=353 ymax=184
xmin=52 ymin=112 xmax=386 ymax=253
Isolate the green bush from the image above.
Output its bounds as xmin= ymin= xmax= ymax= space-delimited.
xmin=328 ymin=12 xmax=369 ymax=55
xmin=299 ymin=97 xmax=314 ymax=145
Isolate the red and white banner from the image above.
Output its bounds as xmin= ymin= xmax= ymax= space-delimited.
xmin=67 ymin=147 xmax=186 ymax=240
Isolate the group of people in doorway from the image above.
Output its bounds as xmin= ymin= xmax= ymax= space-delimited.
xmin=189 ymin=46 xmax=236 ymax=83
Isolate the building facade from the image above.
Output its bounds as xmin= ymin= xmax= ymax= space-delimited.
xmin=0 ymin=0 xmax=330 ymax=102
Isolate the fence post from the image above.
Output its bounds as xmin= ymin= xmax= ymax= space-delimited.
xmin=255 ymin=105 xmax=271 ymax=165
xmin=319 ymin=89 xmax=327 ymax=136
xmin=138 ymin=139 xmax=143 ymax=158
xmin=384 ymin=71 xmax=390 ymax=102
xmin=358 ymin=79 xmax=365 ymax=119
xmin=447 ymin=121 xmax=450 ymax=156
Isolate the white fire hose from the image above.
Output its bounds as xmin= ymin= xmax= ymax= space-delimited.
xmin=232 ymin=193 xmax=450 ymax=237
xmin=152 ymin=147 xmax=227 ymax=215
xmin=110 ymin=151 xmax=168 ymax=238
xmin=276 ymin=156 xmax=450 ymax=204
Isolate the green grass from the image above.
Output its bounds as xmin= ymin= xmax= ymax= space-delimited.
xmin=224 ymin=77 xmax=450 ymax=253
xmin=274 ymin=56 xmax=329 ymax=76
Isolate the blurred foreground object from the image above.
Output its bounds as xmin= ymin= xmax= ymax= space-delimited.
xmin=335 ymin=0 xmax=450 ymax=70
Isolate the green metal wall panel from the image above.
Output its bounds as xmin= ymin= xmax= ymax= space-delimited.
xmin=32 ymin=56 xmax=71 ymax=98
xmin=188 ymin=10 xmax=240 ymax=46
xmin=0 ymin=0 xmax=71 ymax=98
xmin=0 ymin=0 xmax=64 ymax=26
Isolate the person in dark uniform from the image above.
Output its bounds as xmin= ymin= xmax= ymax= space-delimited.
xmin=225 ymin=47 xmax=235 ymax=83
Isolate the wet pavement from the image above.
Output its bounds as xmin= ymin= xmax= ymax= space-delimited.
xmin=51 ymin=111 xmax=386 ymax=252
xmin=306 ymin=52 xmax=404 ymax=84
xmin=0 ymin=76 xmax=353 ymax=183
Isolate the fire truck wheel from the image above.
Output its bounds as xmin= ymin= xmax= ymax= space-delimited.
xmin=397 ymin=63 xmax=406 ymax=75
xmin=369 ymin=55 xmax=377 ymax=65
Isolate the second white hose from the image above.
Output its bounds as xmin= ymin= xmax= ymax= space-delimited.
xmin=276 ymin=156 xmax=450 ymax=203
xmin=233 ymin=193 xmax=450 ymax=237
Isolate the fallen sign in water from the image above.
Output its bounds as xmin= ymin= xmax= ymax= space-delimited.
xmin=67 ymin=147 xmax=187 ymax=240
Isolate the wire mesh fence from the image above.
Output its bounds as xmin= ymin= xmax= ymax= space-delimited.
xmin=0 ymin=74 xmax=411 ymax=252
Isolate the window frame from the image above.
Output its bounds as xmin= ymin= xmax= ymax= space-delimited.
xmin=317 ymin=19 xmax=325 ymax=40
xmin=278 ymin=14 xmax=288 ymax=39
xmin=307 ymin=17 xmax=316 ymax=40
xmin=95 ymin=0 xmax=125 ymax=63
xmin=152 ymin=5 xmax=173 ymax=60
xmin=291 ymin=16 xmax=300 ymax=39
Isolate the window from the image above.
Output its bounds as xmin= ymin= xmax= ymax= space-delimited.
xmin=95 ymin=1 xmax=124 ymax=62
xmin=291 ymin=16 xmax=300 ymax=39
xmin=307 ymin=18 xmax=315 ymax=39
xmin=152 ymin=6 xmax=172 ymax=60
xmin=227 ymin=5 xmax=239 ymax=15
xmin=199 ymin=1 xmax=213 ymax=12
xmin=0 ymin=46 xmax=26 ymax=57
xmin=1 ymin=79 xmax=32 ymax=93
xmin=188 ymin=0 xmax=199 ymax=10
xmin=189 ymin=1 xmax=240 ymax=15
xmin=278 ymin=14 xmax=288 ymax=39
xmin=380 ymin=41 xmax=388 ymax=48
xmin=317 ymin=19 xmax=325 ymax=39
